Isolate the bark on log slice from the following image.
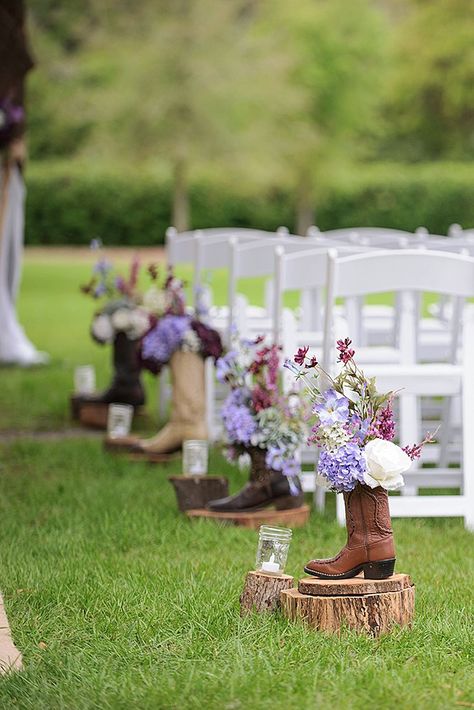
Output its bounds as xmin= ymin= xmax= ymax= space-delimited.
xmin=186 ymin=504 xmax=310 ymax=529
xmin=78 ymin=403 xmax=109 ymax=429
xmin=128 ymin=451 xmax=181 ymax=464
xmin=79 ymin=403 xmax=145 ymax=430
xmin=70 ymin=394 xmax=85 ymax=420
xmin=103 ymin=435 xmax=140 ymax=453
xmin=168 ymin=476 xmax=229 ymax=512
xmin=240 ymin=571 xmax=294 ymax=615
xmin=281 ymin=574 xmax=415 ymax=636
xmin=0 ymin=593 xmax=22 ymax=675
xmin=298 ymin=573 xmax=412 ymax=597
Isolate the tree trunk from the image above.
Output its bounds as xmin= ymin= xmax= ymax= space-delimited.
xmin=172 ymin=158 xmax=190 ymax=233
xmin=295 ymin=174 xmax=315 ymax=236
xmin=281 ymin=574 xmax=415 ymax=636
xmin=240 ymin=570 xmax=294 ymax=615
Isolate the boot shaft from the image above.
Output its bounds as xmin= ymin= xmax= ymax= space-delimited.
xmin=112 ymin=332 xmax=143 ymax=386
xmin=169 ymin=350 xmax=207 ymax=426
xmin=345 ymin=484 xmax=393 ymax=549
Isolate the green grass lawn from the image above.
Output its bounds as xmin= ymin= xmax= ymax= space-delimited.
xmin=0 ymin=250 xmax=473 ymax=709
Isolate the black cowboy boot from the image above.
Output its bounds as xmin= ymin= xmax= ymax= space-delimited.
xmin=80 ymin=332 xmax=146 ymax=408
xmin=206 ymin=447 xmax=304 ymax=512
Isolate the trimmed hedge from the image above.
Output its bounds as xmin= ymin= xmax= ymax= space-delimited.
xmin=25 ymin=162 xmax=474 ymax=245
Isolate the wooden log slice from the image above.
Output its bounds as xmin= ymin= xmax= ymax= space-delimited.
xmin=78 ymin=403 xmax=109 ymax=430
xmin=103 ymin=435 xmax=141 ymax=453
xmin=127 ymin=451 xmax=181 ymax=464
xmin=281 ymin=580 xmax=415 ymax=636
xmin=168 ymin=476 xmax=229 ymax=512
xmin=298 ymin=573 xmax=412 ymax=597
xmin=0 ymin=593 xmax=22 ymax=675
xmin=240 ymin=570 xmax=294 ymax=615
xmin=185 ymin=504 xmax=310 ymax=529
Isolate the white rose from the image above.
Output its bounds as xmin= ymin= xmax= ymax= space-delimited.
xmin=91 ymin=314 xmax=114 ymax=343
xmin=111 ymin=308 xmax=132 ymax=332
xmin=363 ymin=438 xmax=411 ymax=491
xmin=143 ymin=286 xmax=166 ymax=315
xmin=128 ymin=309 xmax=150 ymax=340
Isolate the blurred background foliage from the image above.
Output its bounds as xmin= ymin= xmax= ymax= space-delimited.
xmin=24 ymin=0 xmax=474 ymax=238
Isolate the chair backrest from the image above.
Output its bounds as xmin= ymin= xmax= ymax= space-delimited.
xmin=323 ymin=249 xmax=474 ymax=367
xmin=226 ymin=236 xmax=331 ymax=341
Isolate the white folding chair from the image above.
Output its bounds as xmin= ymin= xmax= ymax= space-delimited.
xmin=323 ymin=249 xmax=474 ymax=530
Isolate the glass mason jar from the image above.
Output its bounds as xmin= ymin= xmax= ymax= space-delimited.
xmin=255 ymin=525 xmax=292 ymax=576
xmin=74 ymin=365 xmax=96 ymax=395
xmin=107 ymin=403 xmax=134 ymax=439
xmin=182 ymin=440 xmax=209 ymax=476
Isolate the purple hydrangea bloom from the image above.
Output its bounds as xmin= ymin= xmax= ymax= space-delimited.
xmin=266 ymin=445 xmax=301 ymax=495
xmin=221 ymin=392 xmax=256 ymax=444
xmin=317 ymin=442 xmax=366 ymax=492
xmin=315 ymin=389 xmax=350 ymax=427
xmin=142 ymin=314 xmax=190 ymax=364
xmin=216 ymin=350 xmax=238 ymax=383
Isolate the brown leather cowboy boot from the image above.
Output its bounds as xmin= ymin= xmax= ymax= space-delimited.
xmin=132 ymin=350 xmax=208 ymax=456
xmin=305 ymin=484 xmax=395 ymax=580
xmin=206 ymin=447 xmax=304 ymax=512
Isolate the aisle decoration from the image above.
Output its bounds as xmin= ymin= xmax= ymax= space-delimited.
xmin=130 ymin=266 xmax=223 ymax=458
xmin=140 ymin=266 xmax=223 ymax=374
xmin=206 ymin=336 xmax=308 ymax=513
xmin=77 ymin=245 xmax=152 ymax=417
xmin=285 ymin=338 xmax=433 ymax=580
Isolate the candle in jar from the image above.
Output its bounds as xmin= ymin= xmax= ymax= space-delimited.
xmin=260 ymin=554 xmax=280 ymax=574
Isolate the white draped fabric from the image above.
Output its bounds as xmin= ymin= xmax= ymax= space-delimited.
xmin=0 ymin=163 xmax=48 ymax=365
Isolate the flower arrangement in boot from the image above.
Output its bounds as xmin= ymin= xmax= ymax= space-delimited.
xmin=79 ymin=244 xmax=151 ymax=409
xmin=131 ymin=266 xmax=223 ymax=458
xmin=206 ymin=335 xmax=308 ymax=513
xmin=285 ymin=338 xmax=434 ymax=579
xmin=140 ymin=266 xmax=223 ymax=374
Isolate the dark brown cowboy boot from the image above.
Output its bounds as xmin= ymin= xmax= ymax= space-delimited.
xmin=304 ymin=485 xmax=395 ymax=580
xmin=206 ymin=447 xmax=304 ymax=512
xmin=80 ymin=332 xmax=146 ymax=408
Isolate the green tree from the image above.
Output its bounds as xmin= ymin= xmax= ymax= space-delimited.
xmin=273 ymin=0 xmax=389 ymax=234
xmin=381 ymin=0 xmax=474 ymax=161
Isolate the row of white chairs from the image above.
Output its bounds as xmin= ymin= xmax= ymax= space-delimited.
xmin=163 ymin=226 xmax=474 ymax=530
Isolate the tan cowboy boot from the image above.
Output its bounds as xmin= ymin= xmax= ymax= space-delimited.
xmin=134 ymin=350 xmax=208 ymax=456
xmin=304 ymin=485 xmax=396 ymax=580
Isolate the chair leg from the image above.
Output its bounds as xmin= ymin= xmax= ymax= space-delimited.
xmin=438 ymin=397 xmax=452 ymax=468
xmin=313 ymin=485 xmax=326 ymax=512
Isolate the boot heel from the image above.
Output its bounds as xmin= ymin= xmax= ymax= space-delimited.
xmin=274 ymin=494 xmax=304 ymax=510
xmin=363 ymin=558 xmax=395 ymax=580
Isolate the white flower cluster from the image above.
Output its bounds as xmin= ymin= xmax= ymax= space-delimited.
xmin=143 ymin=286 xmax=167 ymax=315
xmin=181 ymin=328 xmax=201 ymax=353
xmin=91 ymin=307 xmax=150 ymax=343
xmin=317 ymin=424 xmax=351 ymax=452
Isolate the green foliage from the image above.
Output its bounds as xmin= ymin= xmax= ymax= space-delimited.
xmin=379 ymin=0 xmax=474 ymax=160
xmin=24 ymin=162 xmax=474 ymax=246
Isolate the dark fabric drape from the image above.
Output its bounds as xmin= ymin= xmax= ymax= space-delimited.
xmin=0 ymin=0 xmax=34 ymax=141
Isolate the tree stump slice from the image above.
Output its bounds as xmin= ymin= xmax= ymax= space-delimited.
xmin=281 ymin=574 xmax=415 ymax=636
xmin=0 ymin=593 xmax=22 ymax=675
xmin=103 ymin=435 xmax=140 ymax=453
xmin=128 ymin=451 xmax=181 ymax=464
xmin=185 ymin=504 xmax=310 ymax=529
xmin=70 ymin=394 xmax=86 ymax=420
xmin=78 ymin=402 xmax=109 ymax=429
xmin=240 ymin=571 xmax=294 ymax=615
xmin=168 ymin=476 xmax=229 ymax=512
xmin=298 ymin=573 xmax=412 ymax=597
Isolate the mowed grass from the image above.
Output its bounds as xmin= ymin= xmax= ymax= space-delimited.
xmin=0 ymin=249 xmax=473 ymax=709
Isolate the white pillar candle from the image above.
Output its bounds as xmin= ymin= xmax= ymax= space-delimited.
xmin=260 ymin=554 xmax=281 ymax=574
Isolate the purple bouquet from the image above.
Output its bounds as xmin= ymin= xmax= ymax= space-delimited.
xmin=285 ymin=339 xmax=434 ymax=493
